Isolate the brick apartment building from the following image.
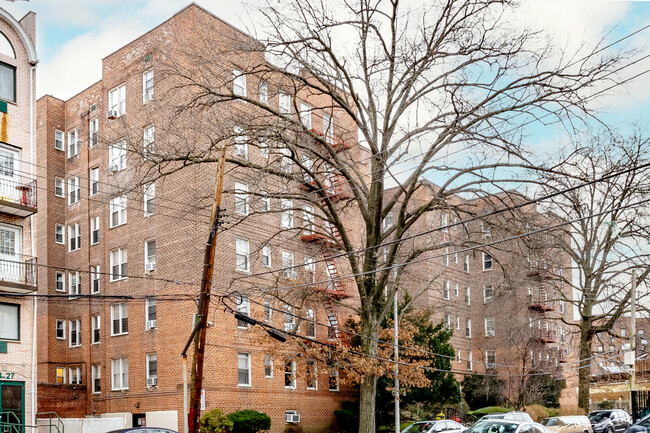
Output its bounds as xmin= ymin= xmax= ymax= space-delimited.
xmin=0 ymin=6 xmax=39 ymax=431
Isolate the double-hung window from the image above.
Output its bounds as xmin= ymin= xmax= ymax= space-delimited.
xmin=143 ymin=125 xmax=154 ymax=158
xmin=238 ymin=353 xmax=251 ymax=386
xmin=69 ymin=367 xmax=81 ymax=385
xmin=465 ymin=286 xmax=471 ymax=305
xmin=55 ymin=130 xmax=64 ymax=151
xmin=467 ymin=351 xmax=473 ymax=370
xmin=90 ymin=216 xmax=100 ymax=245
xmin=144 ymin=183 xmax=155 ymax=216
xmin=281 ymin=199 xmax=293 ymax=228
xmin=264 ymin=355 xmax=273 ymax=377
xmin=109 ymin=248 xmax=128 ymax=281
xmin=329 ymin=369 xmax=339 ymax=391
xmin=306 ymin=308 xmax=316 ymax=338
xmin=443 ymin=280 xmax=450 ymax=299
xmin=483 ymin=284 xmax=494 ymax=303
xmin=260 ymin=192 xmax=270 ymax=212
xmin=302 ymin=206 xmax=314 ymax=234
xmin=234 ymin=182 xmax=249 ymax=215
xmin=284 ymin=359 xmax=296 ymax=388
xmin=262 ymin=245 xmax=271 ymax=268
xmin=263 ymin=300 xmax=273 ymax=323
xmin=68 ymin=223 xmax=81 ymax=252
xmin=465 ymin=318 xmax=472 ymax=338
xmin=68 ymin=129 xmax=79 ymax=158
xmin=143 ymin=70 xmax=154 ymax=103
xmin=146 ymin=297 xmax=157 ymax=329
xmin=54 ymin=177 xmax=65 ymax=197
xmin=300 ymin=103 xmax=311 ymax=128
xmin=109 ymin=141 xmax=126 ymax=172
xmin=281 ymin=250 xmax=295 ymax=279
xmin=279 ymin=92 xmax=291 ymax=115
xmin=485 ymin=317 xmax=495 ymax=337
xmin=92 ymin=315 xmax=101 ymax=344
xmin=0 ymin=303 xmax=18 ymax=340
xmin=483 ymin=252 xmax=493 ymax=271
xmin=68 ymin=271 xmax=80 ymax=297
xmin=233 ymin=126 xmax=248 ymax=159
xmin=146 ymin=353 xmax=158 ymax=386
xmin=235 ymin=238 xmax=250 ymax=272
xmin=55 ymin=224 xmax=64 ymax=245
xmin=108 ymin=84 xmax=126 ymax=117
xmin=145 ymin=240 xmax=156 ymax=272
xmin=111 ymin=303 xmax=128 ymax=335
xmin=304 ymin=256 xmax=315 ymax=283
xmin=306 ymin=359 xmax=317 ymax=390
xmin=90 ymin=168 xmax=99 ymax=196
xmin=259 ymin=81 xmax=268 ymax=104
xmin=111 ymin=358 xmax=128 ymax=390
xmin=55 ymin=272 xmax=65 ymax=292
xmin=56 ymin=319 xmax=65 ymax=339
xmin=68 ymin=177 xmax=80 ymax=205
xmin=486 ymin=350 xmax=496 ymax=369
xmin=283 ymin=304 xmax=295 ymax=332
xmin=91 ymin=364 xmax=101 ymax=393
xmin=109 ymin=195 xmax=127 ymax=227
xmin=89 ymin=118 xmax=99 ymax=148
xmin=69 ymin=319 xmax=81 ymax=347
xmin=91 ymin=266 xmax=100 ymax=294
xmin=236 ymin=294 xmax=250 ymax=328
xmin=323 ymin=113 xmax=333 ymax=143
xmin=233 ymin=69 xmax=246 ymax=97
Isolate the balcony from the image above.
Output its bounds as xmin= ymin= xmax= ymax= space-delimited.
xmin=309 ymin=128 xmax=350 ymax=152
xmin=0 ymin=175 xmax=37 ymax=216
xmin=0 ymin=254 xmax=37 ymax=293
xmin=559 ymin=348 xmax=568 ymax=363
xmin=534 ymin=329 xmax=556 ymax=344
xmin=528 ymin=294 xmax=555 ymax=313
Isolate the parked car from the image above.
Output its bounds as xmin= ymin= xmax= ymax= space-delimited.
xmin=589 ymin=410 xmax=632 ymax=433
xmin=401 ymin=420 xmax=466 ymax=433
xmin=542 ymin=416 xmax=592 ymax=433
xmin=479 ymin=413 xmax=534 ymax=423
xmin=107 ymin=429 xmax=179 ymax=433
xmin=623 ymin=413 xmax=650 ymax=433
xmin=464 ymin=419 xmax=552 ymax=433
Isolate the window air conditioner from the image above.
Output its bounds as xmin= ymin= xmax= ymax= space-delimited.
xmin=109 ymin=164 xmax=118 ymax=173
xmin=147 ymin=376 xmax=157 ymax=386
xmin=147 ymin=320 xmax=157 ymax=329
xmin=486 ymin=330 xmax=495 ymax=337
xmin=145 ymin=262 xmax=156 ymax=272
xmin=285 ymin=413 xmax=300 ymax=423
xmin=107 ymin=110 xmax=119 ymax=120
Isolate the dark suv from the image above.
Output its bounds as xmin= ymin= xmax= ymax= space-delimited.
xmin=589 ymin=410 xmax=632 ymax=433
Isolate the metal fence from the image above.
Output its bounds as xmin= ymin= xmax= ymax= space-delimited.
xmin=631 ymin=390 xmax=650 ymax=422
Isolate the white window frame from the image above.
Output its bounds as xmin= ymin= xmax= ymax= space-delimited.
xmin=91 ymin=364 xmax=101 ymax=394
xmin=260 ymin=192 xmax=270 ymax=212
xmin=264 ymin=354 xmax=273 ymax=378
xmin=68 ymin=176 xmax=80 ymax=205
xmin=323 ymin=113 xmax=333 ymax=143
xmin=90 ymin=216 xmax=100 ymax=245
xmin=109 ymin=248 xmax=128 ymax=281
xmin=300 ymin=103 xmax=312 ymax=128
xmin=328 ymin=368 xmax=339 ymax=391
xmin=146 ymin=297 xmax=157 ymax=329
xmin=68 ymin=223 xmax=81 ymax=252
xmin=111 ymin=357 xmax=129 ymax=390
xmin=89 ymin=118 xmax=99 ymax=148
xmin=236 ymin=294 xmax=251 ymax=328
xmin=91 ymin=315 xmax=100 ymax=344
xmin=55 ymin=319 xmax=65 ymax=340
xmin=68 ymin=319 xmax=81 ymax=347
xmin=443 ymin=280 xmax=450 ymax=300
xmin=281 ymin=199 xmax=293 ymax=229
xmin=281 ymin=250 xmax=295 ymax=279
xmin=279 ymin=92 xmax=291 ymax=115
xmin=238 ymin=352 xmax=252 ymax=386
xmin=304 ymin=256 xmax=315 ymax=283
xmin=466 ymin=318 xmax=472 ymax=338
xmin=485 ymin=317 xmax=495 ymax=337
xmin=143 ymin=69 xmax=154 ymax=103
xmin=234 ymin=182 xmax=249 ymax=215
xmin=235 ymin=238 xmax=250 ymax=272
xmin=467 ymin=351 xmax=473 ymax=370
xmin=108 ymin=84 xmax=126 ymax=117
xmin=109 ymin=195 xmax=127 ymax=228
xmin=483 ymin=284 xmax=494 ymax=303
xmin=306 ymin=359 xmax=318 ymax=390
xmin=67 ymin=129 xmax=79 ymax=158
xmin=264 ymin=299 xmax=273 ymax=323
xmin=283 ymin=304 xmax=295 ymax=332
xmin=89 ymin=167 xmax=99 ymax=196
xmin=306 ymin=308 xmax=316 ymax=339
xmin=259 ymin=81 xmax=268 ymax=104
xmin=54 ymin=177 xmax=65 ymax=197
xmin=109 ymin=141 xmax=126 ymax=172
xmin=68 ymin=271 xmax=80 ymax=297
xmin=464 ymin=255 xmax=470 ymax=273
xmin=284 ymin=358 xmax=296 ymax=389
xmin=262 ymin=245 xmax=271 ymax=268
xmin=111 ymin=303 xmax=128 ymax=336
xmin=55 ymin=224 xmax=65 ymax=245
xmin=303 ymin=205 xmax=314 ymax=234
xmin=69 ymin=366 xmax=82 ymax=385
xmin=56 ymin=367 xmax=66 ymax=384
xmin=465 ymin=286 xmax=471 ymax=305
xmin=233 ymin=125 xmax=248 ymax=159
xmin=233 ymin=69 xmax=246 ymax=97
xmin=486 ymin=350 xmax=496 ymax=369
xmin=146 ymin=353 xmax=158 ymax=386
xmin=91 ymin=266 xmax=100 ymax=294
xmin=145 ymin=239 xmax=156 ymax=272
xmin=143 ymin=125 xmax=155 ymax=158
xmin=54 ymin=129 xmax=64 ymax=151
xmin=144 ymin=183 xmax=155 ymax=216
xmin=55 ymin=272 xmax=65 ymax=292
xmin=483 ymin=252 xmax=493 ymax=271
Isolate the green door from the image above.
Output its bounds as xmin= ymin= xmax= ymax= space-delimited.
xmin=0 ymin=381 xmax=24 ymax=433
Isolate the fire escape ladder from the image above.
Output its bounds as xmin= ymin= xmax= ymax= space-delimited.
xmin=325 ymin=298 xmax=341 ymax=339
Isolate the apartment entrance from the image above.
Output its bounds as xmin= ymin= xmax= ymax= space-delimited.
xmin=0 ymin=381 xmax=24 ymax=433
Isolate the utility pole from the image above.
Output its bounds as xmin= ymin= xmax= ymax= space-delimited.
xmin=630 ymin=269 xmax=637 ymax=403
xmin=183 ymin=146 xmax=227 ymax=433
xmin=394 ymin=289 xmax=400 ymax=433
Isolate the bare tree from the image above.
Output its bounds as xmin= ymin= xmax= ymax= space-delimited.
xmin=114 ymin=1 xmax=635 ymax=431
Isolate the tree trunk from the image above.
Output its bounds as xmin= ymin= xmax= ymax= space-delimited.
xmin=578 ymin=322 xmax=593 ymax=412
xmin=359 ymin=315 xmax=380 ymax=433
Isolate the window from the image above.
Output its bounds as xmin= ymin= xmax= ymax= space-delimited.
xmin=483 ymin=253 xmax=493 ymax=271
xmin=300 ymin=103 xmax=312 ymax=128
xmin=279 ymin=92 xmax=291 ymax=115
xmin=54 ymin=177 xmax=65 ymax=197
xmin=233 ymin=69 xmax=246 ymax=97
xmin=622 ymin=328 xmax=627 ymax=337
xmin=55 ymin=130 xmax=64 ymax=151
xmin=486 ymin=350 xmax=496 ymax=369
xmin=323 ymin=113 xmax=333 ymax=143
xmin=329 ymin=368 xmax=339 ymax=391
xmin=284 ymin=359 xmax=296 ymax=388
xmin=68 ymin=129 xmax=79 ymax=158
xmin=464 ymin=255 xmax=470 ymax=273
xmin=69 ymin=367 xmax=81 ymax=385
xmin=262 ymin=245 xmax=271 ymax=268
xmin=236 ymin=294 xmax=250 ymax=328
xmin=55 ymin=224 xmax=64 ymax=244
xmin=442 ymin=248 xmax=449 ymax=266
xmin=92 ymin=364 xmax=101 ymax=393
xmin=55 ymin=319 xmax=65 ymax=339
xmin=457 ymin=350 xmax=462 ymax=364
xmin=598 ymin=345 xmax=604 ymax=353
xmin=280 ymin=147 xmax=292 ymax=172
xmin=234 ymin=182 xmax=249 ymax=215
xmin=467 ymin=351 xmax=473 ymax=370
xmin=145 ymin=240 xmax=156 ymax=272
xmin=453 ymin=251 xmax=458 ymax=264
xmin=108 ymin=84 xmax=126 ymax=116
xmin=91 ymin=266 xmax=100 ymax=294
xmin=259 ymin=81 xmax=268 ymax=104
xmin=283 ymin=304 xmax=295 ymax=332
xmin=68 ymin=223 xmax=81 ymax=252
xmin=111 ymin=358 xmax=129 ymax=390
xmin=144 ymin=183 xmax=155 ymax=216
xmin=443 ymin=280 xmax=450 ymax=300
xmin=482 ymin=220 xmax=492 ymax=238
xmin=306 ymin=308 xmax=316 ymax=338
xmin=89 ymin=118 xmax=98 ymax=148
xmin=282 ymin=250 xmax=295 ymax=278
xmin=89 ymin=168 xmax=99 ymax=196
xmin=456 ymin=316 xmax=461 ymax=330
xmin=143 ymin=69 xmax=154 ymax=103
xmin=111 ymin=303 xmax=128 ymax=335
xmin=560 ymin=299 xmax=565 ymax=314
xmin=260 ymin=193 xmax=270 ymax=212
xmin=465 ymin=286 xmax=471 ymax=305
xmin=233 ymin=125 xmax=248 ymax=159
xmin=92 ymin=315 xmax=100 ymax=344
xmin=68 ymin=177 xmax=80 ymax=205
xmin=306 ymin=359 xmax=318 ymax=390
xmin=465 ymin=318 xmax=472 ymax=338
xmin=68 ymin=271 xmax=80 ymax=297
xmin=143 ymin=125 xmax=154 ymax=158
xmin=485 ymin=317 xmax=495 ymax=337
xmin=90 ymin=216 xmax=100 ymax=245
xmin=441 ymin=212 xmax=448 ymax=231
xmin=55 ymin=272 xmax=65 ymax=292
xmin=146 ymin=297 xmax=157 ymax=329
xmin=263 ymin=299 xmax=272 ymax=323
xmin=146 ymin=353 xmax=158 ymax=387
xmin=109 ymin=195 xmax=127 ymax=227
xmin=304 ymin=257 xmax=315 ymax=283
xmin=303 ymin=205 xmax=314 ymax=234
xmin=235 ymin=238 xmax=250 ymax=272
xmin=109 ymin=248 xmax=128 ymax=281
xmin=238 ymin=353 xmax=252 ymax=386
xmin=109 ymin=141 xmax=126 ymax=172
xmin=281 ymin=199 xmax=293 ymax=228
xmin=69 ymin=319 xmax=81 ymax=347
xmin=454 ymin=283 xmax=459 ymax=297
xmin=264 ymin=355 xmax=273 ymax=378
xmin=383 ymin=212 xmax=393 ymax=232
xmin=56 ymin=367 xmax=66 ymax=384
xmin=484 ymin=284 xmax=494 ymax=303
xmin=444 ymin=313 xmax=451 ymax=330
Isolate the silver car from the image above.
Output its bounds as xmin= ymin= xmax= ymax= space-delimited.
xmin=402 ymin=420 xmax=466 ymax=433
xmin=465 ymin=419 xmax=553 ymax=433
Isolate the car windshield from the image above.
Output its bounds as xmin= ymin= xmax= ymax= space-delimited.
xmin=466 ymin=422 xmax=519 ymax=433
xmin=484 ymin=415 xmax=506 ymax=419
xmin=403 ymin=423 xmax=436 ymax=433
xmin=589 ymin=413 xmax=611 ymax=422
xmin=542 ymin=419 xmax=559 ymax=427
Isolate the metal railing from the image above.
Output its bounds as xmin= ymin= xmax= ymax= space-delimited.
xmin=36 ymin=412 xmax=64 ymax=433
xmin=0 ymin=175 xmax=36 ymax=209
xmin=0 ymin=255 xmax=37 ymax=287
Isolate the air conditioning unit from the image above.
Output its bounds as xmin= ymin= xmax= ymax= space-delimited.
xmin=145 ymin=262 xmax=156 ymax=272
xmin=147 ymin=320 xmax=157 ymax=329
xmin=285 ymin=413 xmax=300 ymax=423
xmin=486 ymin=330 xmax=495 ymax=337
xmin=107 ymin=110 xmax=119 ymax=120
xmin=147 ymin=376 xmax=157 ymax=387
xmin=109 ymin=164 xmax=118 ymax=173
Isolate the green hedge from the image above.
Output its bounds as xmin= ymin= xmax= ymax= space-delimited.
xmin=227 ymin=410 xmax=271 ymax=433
xmin=466 ymin=406 xmax=513 ymax=421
